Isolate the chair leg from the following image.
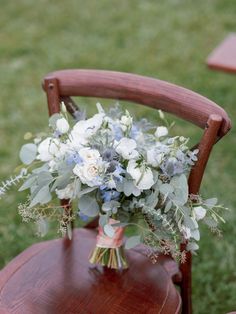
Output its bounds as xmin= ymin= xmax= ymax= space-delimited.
xmin=180 ymin=251 xmax=192 ymax=314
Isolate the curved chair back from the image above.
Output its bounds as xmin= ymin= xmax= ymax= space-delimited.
xmin=42 ymin=69 xmax=231 ymax=314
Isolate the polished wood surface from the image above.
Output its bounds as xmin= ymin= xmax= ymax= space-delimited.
xmin=0 ymin=228 xmax=181 ymax=314
xmin=43 ymin=69 xmax=231 ymax=138
xmin=207 ymin=33 xmax=236 ymax=74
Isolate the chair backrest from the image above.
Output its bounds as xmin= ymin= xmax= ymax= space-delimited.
xmin=42 ymin=69 xmax=231 ymax=314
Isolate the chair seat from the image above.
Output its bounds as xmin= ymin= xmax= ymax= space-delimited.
xmin=0 ymin=228 xmax=181 ymax=314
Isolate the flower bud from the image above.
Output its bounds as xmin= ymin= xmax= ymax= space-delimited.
xmin=56 ymin=118 xmax=69 ymax=134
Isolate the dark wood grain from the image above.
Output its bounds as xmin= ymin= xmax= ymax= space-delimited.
xmin=0 ymin=228 xmax=181 ymax=314
xmin=207 ymin=33 xmax=236 ymax=74
xmin=43 ymin=70 xmax=231 ymax=138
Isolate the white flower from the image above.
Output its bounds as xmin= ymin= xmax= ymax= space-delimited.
xmin=147 ymin=148 xmax=163 ymax=167
xmin=56 ymin=183 xmax=75 ymax=199
xmin=155 ymin=126 xmax=168 ymax=138
xmin=72 ymin=113 xmax=104 ymax=138
xmin=193 ymin=206 xmax=206 ymax=221
xmin=56 ymin=117 xmax=69 ymax=134
xmin=127 ymin=160 xmax=154 ymax=190
xmin=115 ymin=138 xmax=139 ymax=160
xmin=69 ymin=113 xmax=104 ymax=148
xmin=120 ymin=110 xmax=133 ymax=132
xmin=79 ymin=148 xmax=100 ymax=163
xmin=73 ymin=160 xmax=105 ymax=187
xmin=37 ymin=138 xmax=60 ymax=162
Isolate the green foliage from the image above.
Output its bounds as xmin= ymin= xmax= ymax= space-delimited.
xmin=78 ymin=194 xmax=99 ymax=217
xmin=0 ymin=1 xmax=236 ymax=312
xmin=19 ymin=143 xmax=37 ymax=165
xmin=125 ymin=235 xmax=141 ymax=249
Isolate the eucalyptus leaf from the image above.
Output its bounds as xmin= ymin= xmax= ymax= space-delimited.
xmin=184 ymin=216 xmax=197 ymax=230
xmin=19 ymin=143 xmax=37 ymax=165
xmin=186 ymin=242 xmax=199 ymax=251
xmin=160 ymin=184 xmax=174 ymax=195
xmin=78 ymin=194 xmax=99 ymax=217
xmin=104 ymin=224 xmax=115 ymax=238
xmin=205 ymin=198 xmax=218 ymax=208
xmin=123 ymin=179 xmax=135 ymax=196
xmin=111 ymin=222 xmax=129 ymax=227
xmin=37 ymin=171 xmax=53 ymax=188
xmin=164 ymin=200 xmax=172 ymax=213
xmin=30 ymin=185 xmax=52 ymax=207
xmin=77 ymin=186 xmax=97 ymax=197
xmin=170 ymin=174 xmax=188 ymax=205
xmin=146 ymin=191 xmax=159 ymax=208
xmin=102 ymin=201 xmax=120 ymax=213
xmin=191 ymin=229 xmax=200 ymax=241
xmin=57 ymin=161 xmax=74 ymax=175
xmin=51 ymin=174 xmax=72 ymax=191
xmin=172 ymin=188 xmax=187 ymax=206
xmin=125 ymin=235 xmax=141 ymax=249
xmin=99 ymin=214 xmax=109 ymax=227
xmin=18 ymin=175 xmax=37 ymax=191
xmin=123 ymin=179 xmax=140 ymax=197
xmin=49 ymin=113 xmax=61 ymax=129
xmin=32 ymin=164 xmax=49 ymax=174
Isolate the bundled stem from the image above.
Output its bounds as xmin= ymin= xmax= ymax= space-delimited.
xmin=89 ymin=246 xmax=128 ymax=269
xmin=89 ymin=218 xmax=128 ymax=269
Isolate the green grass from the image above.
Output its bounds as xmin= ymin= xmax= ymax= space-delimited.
xmin=0 ymin=1 xmax=236 ymax=313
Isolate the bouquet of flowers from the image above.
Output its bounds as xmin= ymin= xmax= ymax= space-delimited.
xmin=0 ymin=102 xmax=227 ymax=269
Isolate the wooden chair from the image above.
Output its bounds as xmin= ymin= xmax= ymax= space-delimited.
xmin=0 ymin=70 xmax=231 ymax=314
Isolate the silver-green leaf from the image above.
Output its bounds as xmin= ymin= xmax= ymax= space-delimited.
xmin=104 ymin=224 xmax=115 ymax=238
xmin=19 ymin=143 xmax=37 ymax=165
xmin=125 ymin=235 xmax=141 ymax=249
xmin=30 ymin=185 xmax=52 ymax=207
xmin=78 ymin=194 xmax=99 ymax=217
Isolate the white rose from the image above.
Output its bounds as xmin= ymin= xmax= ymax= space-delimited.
xmin=127 ymin=159 xmax=154 ymax=190
xmin=115 ymin=138 xmax=139 ymax=160
xmin=79 ymin=148 xmax=100 ymax=163
xmin=73 ymin=161 xmax=103 ymax=187
xmin=193 ymin=206 xmax=206 ymax=221
xmin=147 ymin=148 xmax=163 ymax=167
xmin=56 ymin=118 xmax=69 ymax=134
xmin=155 ymin=126 xmax=168 ymax=138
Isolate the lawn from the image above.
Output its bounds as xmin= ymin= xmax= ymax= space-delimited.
xmin=0 ymin=0 xmax=236 ymax=313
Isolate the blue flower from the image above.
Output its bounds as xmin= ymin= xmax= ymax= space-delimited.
xmin=100 ymin=189 xmax=120 ymax=202
xmin=113 ymin=125 xmax=123 ymax=140
xmin=113 ymin=164 xmax=124 ymax=182
xmin=53 ymin=130 xmax=62 ymax=138
xmin=102 ymin=148 xmax=116 ymax=161
xmin=130 ymin=125 xmax=139 ymax=139
xmin=66 ymin=153 xmax=83 ymax=165
xmin=78 ymin=212 xmax=89 ymax=222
